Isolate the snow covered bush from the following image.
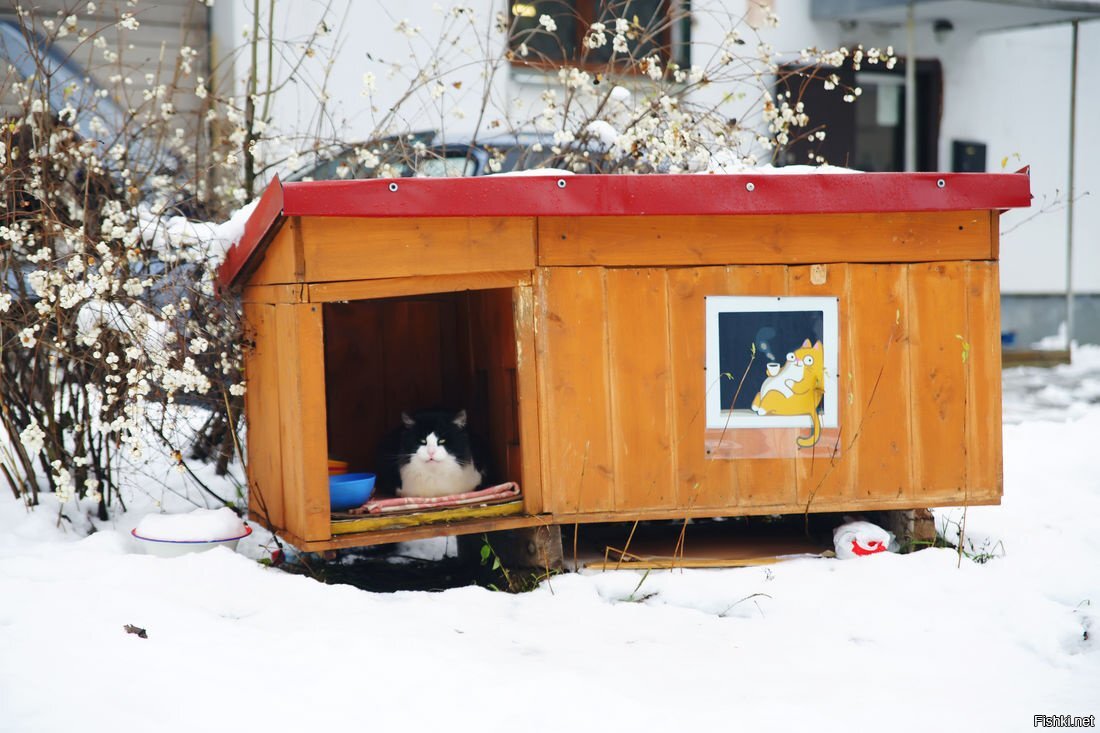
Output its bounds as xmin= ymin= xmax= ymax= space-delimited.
xmin=0 ymin=3 xmax=248 ymax=516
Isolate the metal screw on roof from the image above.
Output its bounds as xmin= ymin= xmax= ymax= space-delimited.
xmin=388 ymin=182 xmax=399 ymax=192
xmin=936 ymin=179 xmax=946 ymax=189
xmin=746 ymin=182 xmax=755 ymax=192
xmin=557 ymin=179 xmax=567 ymax=188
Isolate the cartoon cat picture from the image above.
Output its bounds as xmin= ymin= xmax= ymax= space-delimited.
xmin=750 ymin=339 xmax=825 ymax=448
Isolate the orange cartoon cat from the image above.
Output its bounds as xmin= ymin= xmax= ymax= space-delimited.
xmin=750 ymin=339 xmax=825 ymax=448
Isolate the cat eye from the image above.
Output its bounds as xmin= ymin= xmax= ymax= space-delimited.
xmin=803 ymin=355 xmax=814 ymax=365
xmin=438 ymin=439 xmax=446 ymax=445
xmin=420 ymin=438 xmax=427 ymax=444
xmin=786 ymin=352 xmax=795 ymax=362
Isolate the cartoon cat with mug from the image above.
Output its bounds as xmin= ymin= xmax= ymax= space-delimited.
xmin=751 ymin=339 xmax=825 ymax=448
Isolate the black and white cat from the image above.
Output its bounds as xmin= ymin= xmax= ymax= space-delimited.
xmin=382 ymin=409 xmax=487 ymax=498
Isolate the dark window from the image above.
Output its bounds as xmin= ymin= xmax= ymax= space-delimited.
xmin=509 ymin=1 xmax=689 ymax=72
xmin=717 ymin=310 xmax=825 ymax=412
xmin=777 ymin=59 xmax=942 ymax=171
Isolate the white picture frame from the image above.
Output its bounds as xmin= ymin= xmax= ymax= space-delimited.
xmin=704 ymin=295 xmax=839 ymax=430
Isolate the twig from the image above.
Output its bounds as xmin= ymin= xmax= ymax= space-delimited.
xmin=672 ymin=517 xmax=689 ymax=572
xmin=572 ymin=521 xmax=579 ymax=573
xmin=719 ymin=592 xmax=772 ymax=618
xmin=713 ymin=347 xmax=757 ymax=454
xmin=626 ymin=569 xmax=652 ymax=603
xmin=614 ymin=520 xmax=640 ymax=571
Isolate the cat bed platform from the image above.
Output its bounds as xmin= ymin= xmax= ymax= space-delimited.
xmin=345 ymin=482 xmax=520 ymax=517
xmin=223 ymin=172 xmax=1031 ymax=553
xmin=331 ymin=499 xmax=524 ymax=536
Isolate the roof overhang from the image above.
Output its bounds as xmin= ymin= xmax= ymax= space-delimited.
xmin=217 ymin=170 xmax=1033 ymax=291
xmin=811 ymin=0 xmax=1100 ymax=31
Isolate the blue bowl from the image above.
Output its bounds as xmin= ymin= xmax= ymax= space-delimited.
xmin=329 ymin=472 xmax=376 ymax=511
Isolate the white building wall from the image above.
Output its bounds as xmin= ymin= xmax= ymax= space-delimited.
xmin=208 ymin=0 xmax=1099 ymax=295
xmin=826 ymin=15 xmax=1099 ymax=295
xmin=948 ymin=21 xmax=1100 ymax=295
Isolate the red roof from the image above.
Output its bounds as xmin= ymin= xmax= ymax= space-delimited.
xmin=218 ymin=170 xmax=1032 ymax=290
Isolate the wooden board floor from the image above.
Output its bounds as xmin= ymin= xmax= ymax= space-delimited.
xmin=569 ymin=519 xmax=832 ymax=570
xmin=1002 ymin=349 xmax=1072 ymax=368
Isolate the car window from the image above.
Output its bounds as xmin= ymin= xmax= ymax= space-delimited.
xmin=417 ymin=156 xmax=477 ymax=177
xmin=500 ymin=145 xmax=555 ymax=172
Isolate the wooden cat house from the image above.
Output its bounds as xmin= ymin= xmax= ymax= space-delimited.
xmin=218 ymin=171 xmax=1031 ymax=553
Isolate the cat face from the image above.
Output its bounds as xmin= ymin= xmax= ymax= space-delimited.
xmin=398 ymin=409 xmax=473 ymax=469
xmin=793 ymin=339 xmax=824 ymax=383
xmin=776 ymin=350 xmax=804 ymax=380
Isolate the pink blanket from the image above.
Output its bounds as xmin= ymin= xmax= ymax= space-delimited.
xmin=347 ymin=482 xmax=521 ymax=516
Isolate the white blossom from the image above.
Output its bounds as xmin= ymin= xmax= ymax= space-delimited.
xmin=19 ymin=422 xmax=45 ymax=455
xmin=349 ymin=148 xmax=376 ymax=168
xmin=584 ymin=22 xmax=607 ymax=49
xmin=394 ymin=19 xmax=418 ymax=37
xmin=84 ymin=478 xmax=101 ymax=503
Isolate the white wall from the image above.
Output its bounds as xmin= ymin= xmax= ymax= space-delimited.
xmin=950 ymin=22 xmax=1100 ymax=295
xmin=829 ymin=16 xmax=1100 ymax=294
xmin=209 ymin=1 xmax=1099 ymax=294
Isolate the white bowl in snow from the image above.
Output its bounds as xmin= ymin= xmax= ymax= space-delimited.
xmin=131 ymin=525 xmax=252 ymax=557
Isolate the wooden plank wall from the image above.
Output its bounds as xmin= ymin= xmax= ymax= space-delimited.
xmin=300 ymin=217 xmax=536 ymax=283
xmin=467 ymin=289 xmax=524 ymax=488
xmin=242 ymin=302 xmax=284 ymax=531
xmin=273 ymin=303 xmax=330 ymax=542
xmin=538 ymin=212 xmax=993 ymax=266
xmin=538 ymin=261 xmax=1001 ymax=519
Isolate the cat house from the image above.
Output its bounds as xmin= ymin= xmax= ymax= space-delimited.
xmin=219 ymin=171 xmax=1031 ymax=553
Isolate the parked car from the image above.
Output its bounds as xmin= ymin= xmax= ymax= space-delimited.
xmin=287 ymin=130 xmax=594 ymax=181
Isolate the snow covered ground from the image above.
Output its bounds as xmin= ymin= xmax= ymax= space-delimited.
xmin=2 ymin=350 xmax=1098 ymax=732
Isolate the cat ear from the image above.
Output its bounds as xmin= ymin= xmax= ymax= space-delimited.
xmin=452 ymin=409 xmax=467 ymax=428
xmin=802 ymin=338 xmax=812 ymax=348
xmin=814 ymin=340 xmax=822 ymax=348
xmin=401 ymin=411 xmax=415 ymax=428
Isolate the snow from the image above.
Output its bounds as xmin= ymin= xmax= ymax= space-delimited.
xmin=1 ymin=352 xmax=1098 ymax=731
xmin=707 ymin=160 xmax=860 ymax=175
xmin=608 ymin=85 xmax=632 ymax=103
xmin=134 ymin=507 xmax=246 ymax=541
xmin=585 ymin=119 xmax=621 ymax=147
xmin=137 ymin=199 xmax=258 ymax=263
xmin=75 ymin=298 xmax=169 ymax=352
xmin=704 ymin=148 xmax=860 ymax=175
xmin=488 ymin=167 xmax=575 ymax=177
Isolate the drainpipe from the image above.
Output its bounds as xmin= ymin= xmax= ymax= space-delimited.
xmin=904 ymin=0 xmax=917 ymax=172
xmin=1065 ymin=20 xmax=1078 ymax=355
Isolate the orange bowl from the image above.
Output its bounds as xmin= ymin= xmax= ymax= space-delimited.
xmin=328 ymin=459 xmax=349 ymax=475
